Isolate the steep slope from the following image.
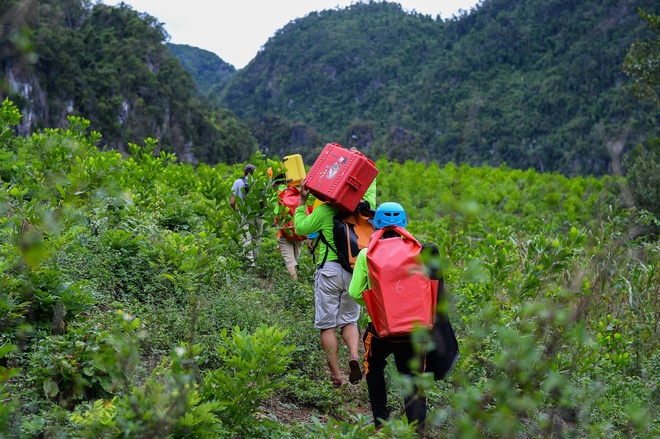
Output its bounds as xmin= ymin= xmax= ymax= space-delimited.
xmin=409 ymin=0 xmax=660 ymax=174
xmin=221 ymin=1 xmax=442 ymax=161
xmin=0 ymin=0 xmax=256 ymax=164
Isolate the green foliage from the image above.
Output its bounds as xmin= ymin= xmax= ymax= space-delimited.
xmin=6 ymin=0 xmax=660 ymax=173
xmin=623 ymin=9 xmax=660 ymax=105
xmin=242 ymin=115 xmax=325 ymax=160
xmin=167 ymin=43 xmax=236 ymax=96
xmin=308 ymin=414 xmax=420 ymax=438
xmin=376 ymin=159 xmax=614 ymax=237
xmin=201 ymin=325 xmax=295 ymax=435
xmin=199 ymin=107 xmax=259 ymax=164
xmin=0 ymin=343 xmax=20 ymax=438
xmin=431 ymin=210 xmax=660 ymax=438
xmin=70 ymin=323 xmax=296 ymax=438
xmin=1 ymin=0 xmax=251 ymax=165
xmin=279 ymin=373 xmax=345 ymax=413
xmin=71 ymin=344 xmax=224 ymax=438
xmin=219 ymin=0 xmax=660 ymax=176
xmin=28 ymin=315 xmax=128 ymax=409
xmin=0 ymin=98 xmax=20 ymax=149
xmin=1 ymin=100 xmax=660 ymax=437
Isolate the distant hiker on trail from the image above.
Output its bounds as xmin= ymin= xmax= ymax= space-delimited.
xmin=230 ymin=163 xmax=264 ymax=266
xmin=272 ymin=171 xmax=309 ymax=280
xmin=348 ymin=202 xmax=434 ymax=435
xmin=293 ymin=178 xmax=364 ymax=388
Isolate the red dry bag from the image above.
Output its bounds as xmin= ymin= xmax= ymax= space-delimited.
xmin=362 ymin=226 xmax=437 ymax=337
xmin=275 ymin=186 xmax=307 ymax=241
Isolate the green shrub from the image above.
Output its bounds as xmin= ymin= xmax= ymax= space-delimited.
xmin=71 ymin=324 xmax=296 ymax=438
xmin=0 ymin=343 xmax=19 ymax=438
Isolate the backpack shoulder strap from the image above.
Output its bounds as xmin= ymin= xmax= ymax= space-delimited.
xmin=308 ymin=235 xmax=318 ymax=264
xmin=315 ymin=230 xmax=335 ymax=269
xmin=315 ymin=216 xmax=352 ymax=271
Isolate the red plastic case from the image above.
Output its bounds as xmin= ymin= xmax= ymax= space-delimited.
xmin=305 ymin=143 xmax=378 ymax=212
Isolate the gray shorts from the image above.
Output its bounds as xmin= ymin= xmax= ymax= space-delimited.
xmin=313 ymin=261 xmax=360 ymax=330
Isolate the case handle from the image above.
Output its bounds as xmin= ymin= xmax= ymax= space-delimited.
xmin=346 ymin=175 xmax=362 ymax=190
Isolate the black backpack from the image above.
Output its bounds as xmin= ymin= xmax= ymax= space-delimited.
xmin=421 ymin=243 xmax=459 ymax=380
xmin=312 ymin=201 xmax=375 ymax=273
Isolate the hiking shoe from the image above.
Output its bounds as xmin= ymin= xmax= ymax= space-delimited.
xmin=348 ymin=359 xmax=363 ymax=384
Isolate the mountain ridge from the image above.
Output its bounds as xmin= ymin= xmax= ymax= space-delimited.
xmin=206 ymin=0 xmax=659 ymax=176
xmin=2 ymin=0 xmax=659 ymax=176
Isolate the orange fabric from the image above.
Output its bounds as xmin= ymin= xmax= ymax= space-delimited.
xmin=363 ymin=331 xmax=372 ymax=376
xmin=276 ymin=187 xmax=307 ymax=241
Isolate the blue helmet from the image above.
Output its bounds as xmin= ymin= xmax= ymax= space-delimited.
xmin=374 ymin=202 xmax=407 ymax=229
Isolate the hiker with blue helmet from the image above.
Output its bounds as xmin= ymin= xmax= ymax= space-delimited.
xmin=349 ymin=201 xmax=429 ymax=435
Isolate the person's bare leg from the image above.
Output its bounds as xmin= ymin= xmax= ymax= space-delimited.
xmin=341 ymin=323 xmax=363 ymax=383
xmin=341 ymin=323 xmax=360 ymax=360
xmin=286 ymin=265 xmax=297 ymax=280
xmin=320 ymin=328 xmax=341 ymax=385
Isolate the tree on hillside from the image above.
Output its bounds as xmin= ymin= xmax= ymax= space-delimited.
xmin=0 ymin=0 xmax=255 ymax=166
xmin=623 ymin=9 xmax=660 ymax=105
xmin=167 ymin=43 xmax=235 ymax=97
xmin=622 ymin=9 xmax=660 ymax=222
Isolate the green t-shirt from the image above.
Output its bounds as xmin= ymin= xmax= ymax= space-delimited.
xmin=293 ymin=202 xmax=341 ymax=262
xmin=363 ymin=179 xmax=377 ymax=210
xmin=348 ymin=248 xmax=369 ymax=307
xmin=294 ymin=177 xmax=376 ymax=264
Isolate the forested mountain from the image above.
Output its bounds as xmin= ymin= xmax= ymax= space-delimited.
xmin=217 ymin=0 xmax=660 ymax=175
xmin=166 ymin=44 xmax=235 ymax=99
xmin=1 ymin=0 xmax=658 ymax=175
xmin=0 ymin=0 xmax=256 ymax=164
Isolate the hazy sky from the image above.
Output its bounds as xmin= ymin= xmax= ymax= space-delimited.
xmin=100 ymin=0 xmax=480 ymax=69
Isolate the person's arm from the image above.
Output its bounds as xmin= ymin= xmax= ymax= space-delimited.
xmin=229 ymin=194 xmax=237 ymax=211
xmin=348 ymin=249 xmax=369 ymax=306
xmin=293 ymin=203 xmax=330 ymax=236
xmin=298 ymin=178 xmax=310 ymax=207
xmin=293 ymin=179 xmax=327 ymax=235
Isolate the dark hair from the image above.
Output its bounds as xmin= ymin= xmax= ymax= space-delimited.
xmin=273 ymin=173 xmax=287 ymax=185
xmin=382 ymin=229 xmax=401 ymax=239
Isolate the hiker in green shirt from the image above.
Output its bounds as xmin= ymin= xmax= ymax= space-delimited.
xmin=293 ymin=179 xmax=363 ymax=388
